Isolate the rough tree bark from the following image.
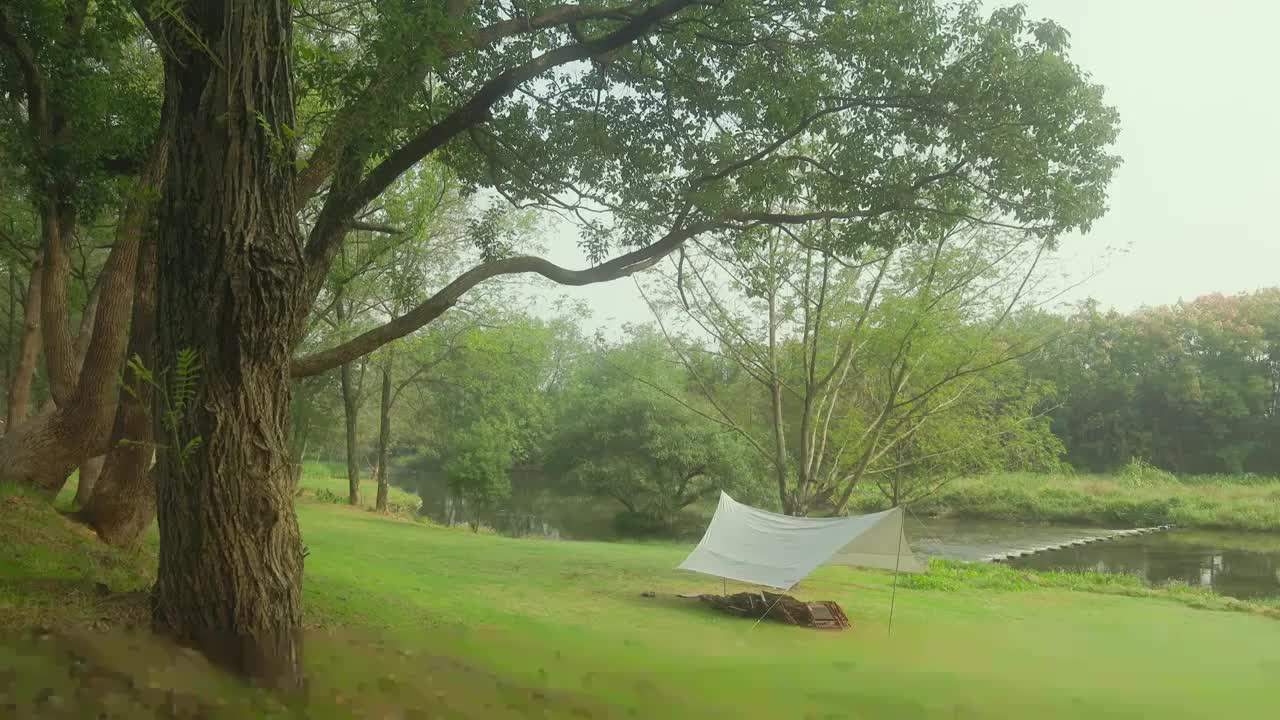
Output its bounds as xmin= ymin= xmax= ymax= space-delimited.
xmin=5 ymin=255 xmax=42 ymax=429
xmin=149 ymin=0 xmax=307 ymax=688
xmin=80 ymin=238 xmax=157 ymax=546
xmin=0 ymin=140 xmax=162 ymax=495
xmin=72 ymin=455 xmax=103 ymax=508
xmin=375 ymin=357 xmax=392 ymax=513
xmin=39 ymin=200 xmax=79 ymax=407
xmin=67 ymin=273 xmax=108 ymax=505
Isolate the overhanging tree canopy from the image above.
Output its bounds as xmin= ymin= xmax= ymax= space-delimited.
xmin=0 ymin=0 xmax=1119 ymax=687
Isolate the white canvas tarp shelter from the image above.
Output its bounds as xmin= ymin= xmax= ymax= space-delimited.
xmin=677 ymin=492 xmax=925 ymax=590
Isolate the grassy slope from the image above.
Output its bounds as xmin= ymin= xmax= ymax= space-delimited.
xmin=300 ymin=504 xmax=1278 ymax=719
xmin=850 ymin=472 xmax=1280 ymax=531
xmin=3 ymin=478 xmax=1278 ymax=718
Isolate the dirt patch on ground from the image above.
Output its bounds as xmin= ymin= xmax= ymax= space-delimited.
xmin=0 ymin=623 xmax=619 ymax=719
xmin=0 ymin=624 xmax=287 ymax=719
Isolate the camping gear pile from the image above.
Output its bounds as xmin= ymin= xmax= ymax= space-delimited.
xmin=684 ymin=591 xmax=851 ymax=630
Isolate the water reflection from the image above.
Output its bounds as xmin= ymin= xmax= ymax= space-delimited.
xmin=904 ymin=517 xmax=1119 ymax=561
xmin=900 ymin=518 xmax=1280 ymax=599
xmin=1008 ymin=533 xmax=1280 ymax=599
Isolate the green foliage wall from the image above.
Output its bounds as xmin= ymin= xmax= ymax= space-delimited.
xmin=1033 ymin=290 xmax=1280 ymax=475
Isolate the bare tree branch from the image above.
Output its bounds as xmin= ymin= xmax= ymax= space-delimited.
xmin=350 ymin=221 xmax=403 ymax=235
xmin=292 ymin=221 xmax=706 ymax=377
xmin=456 ymin=2 xmax=648 ymax=56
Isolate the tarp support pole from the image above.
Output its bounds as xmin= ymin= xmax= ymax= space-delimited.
xmin=888 ymin=506 xmax=904 ymax=637
xmin=750 ymin=590 xmax=789 ymax=631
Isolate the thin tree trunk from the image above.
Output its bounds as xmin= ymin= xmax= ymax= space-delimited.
xmin=770 ymin=380 xmax=791 ymax=514
xmin=5 ymin=263 xmax=13 ymax=396
xmin=73 ymin=455 xmax=104 ymax=508
xmin=80 ymin=237 xmax=158 ymax=546
xmin=6 ymin=255 xmax=42 ymax=429
xmin=70 ymin=268 xmax=106 ymax=376
xmin=39 ymin=199 xmax=78 ymax=406
xmin=340 ymin=359 xmax=361 ymax=506
xmin=334 ymin=295 xmax=362 ymax=506
xmin=766 ymin=281 xmax=792 ymax=515
xmin=150 ymin=0 xmax=306 ymax=688
xmin=296 ymin=423 xmax=310 ymax=465
xmin=375 ymin=357 xmax=392 ymax=513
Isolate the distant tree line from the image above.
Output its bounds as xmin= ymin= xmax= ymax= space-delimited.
xmin=290 ymin=284 xmax=1280 ymax=542
xmin=292 ymin=221 xmax=1076 ymax=533
xmin=1030 ymin=290 xmax=1280 ymax=476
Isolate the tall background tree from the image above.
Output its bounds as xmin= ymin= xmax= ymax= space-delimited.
xmin=640 ymin=221 xmax=1066 ymax=515
xmin=1032 ymin=290 xmax=1280 ymax=475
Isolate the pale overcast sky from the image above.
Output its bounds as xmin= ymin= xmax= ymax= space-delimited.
xmin=525 ymin=0 xmax=1280 ymax=332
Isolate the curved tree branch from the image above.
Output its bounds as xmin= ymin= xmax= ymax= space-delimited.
xmin=292 ymin=222 xmax=706 ymax=377
xmin=453 ymin=2 xmax=649 ymax=57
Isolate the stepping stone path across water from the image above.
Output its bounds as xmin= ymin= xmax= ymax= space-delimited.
xmin=979 ymin=525 xmax=1176 ymax=563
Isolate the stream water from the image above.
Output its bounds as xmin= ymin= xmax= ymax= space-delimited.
xmin=416 ymin=480 xmax=1280 ymax=600
xmin=906 ymin=517 xmax=1280 ymax=599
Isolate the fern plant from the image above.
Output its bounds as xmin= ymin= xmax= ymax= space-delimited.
xmin=120 ymin=348 xmax=204 ymax=475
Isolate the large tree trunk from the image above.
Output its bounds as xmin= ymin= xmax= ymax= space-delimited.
xmin=375 ymin=358 xmax=392 ymax=513
xmin=6 ymin=255 xmax=43 ymax=429
xmin=150 ymin=0 xmax=307 ymax=689
xmin=81 ymin=238 xmax=158 ymax=546
xmin=339 ymin=359 xmax=361 ymax=506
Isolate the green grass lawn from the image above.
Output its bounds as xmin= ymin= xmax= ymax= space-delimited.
xmin=3 ymin=483 xmax=1278 ymax=718
xmin=295 ymin=464 xmax=423 ymax=514
xmin=299 ymin=503 xmax=1278 ymax=719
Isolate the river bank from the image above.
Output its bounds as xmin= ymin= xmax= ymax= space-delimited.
xmin=850 ymin=472 xmax=1280 ymax=532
